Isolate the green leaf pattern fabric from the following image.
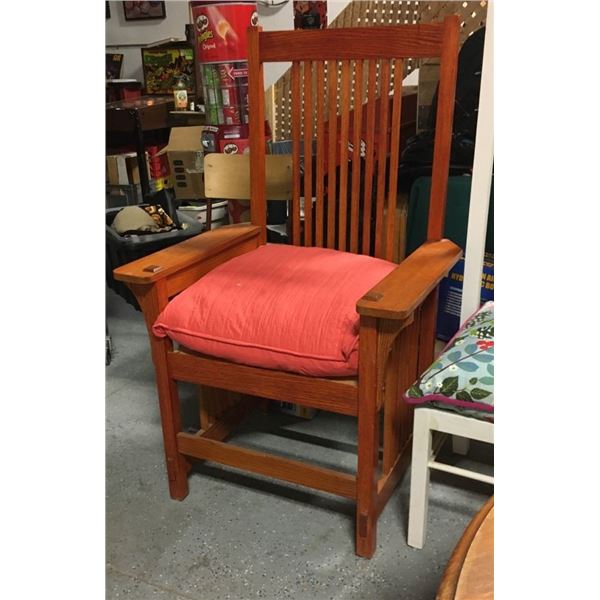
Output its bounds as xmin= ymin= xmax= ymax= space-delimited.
xmin=404 ymin=302 xmax=494 ymax=419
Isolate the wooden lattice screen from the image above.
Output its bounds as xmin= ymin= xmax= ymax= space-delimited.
xmin=269 ymin=0 xmax=488 ymax=141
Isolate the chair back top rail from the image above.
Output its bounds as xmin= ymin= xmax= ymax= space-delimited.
xmin=259 ymin=25 xmax=446 ymax=62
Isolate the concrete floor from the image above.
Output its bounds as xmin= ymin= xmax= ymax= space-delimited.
xmin=106 ymin=288 xmax=493 ymax=600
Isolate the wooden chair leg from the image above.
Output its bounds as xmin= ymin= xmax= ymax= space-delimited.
xmin=154 ymin=353 xmax=190 ymax=500
xmin=408 ymin=408 xmax=432 ymax=549
xmin=199 ymin=385 xmax=219 ymax=431
xmin=356 ymin=317 xmax=380 ymax=558
xmin=132 ymin=280 xmax=191 ymax=501
xmin=200 ymin=386 xmax=246 ymax=431
xmin=356 ymin=401 xmax=379 ymax=557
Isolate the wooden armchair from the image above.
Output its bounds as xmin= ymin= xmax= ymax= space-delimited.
xmin=114 ymin=17 xmax=461 ymax=558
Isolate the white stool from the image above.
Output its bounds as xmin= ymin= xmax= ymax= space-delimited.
xmin=407 ymin=407 xmax=494 ymax=549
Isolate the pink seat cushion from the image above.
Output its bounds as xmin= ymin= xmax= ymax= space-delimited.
xmin=152 ymin=244 xmax=397 ymax=377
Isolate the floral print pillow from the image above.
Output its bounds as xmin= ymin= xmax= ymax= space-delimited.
xmin=404 ymin=302 xmax=494 ymax=418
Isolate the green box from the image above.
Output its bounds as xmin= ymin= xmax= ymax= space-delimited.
xmin=405 ymin=175 xmax=494 ymax=255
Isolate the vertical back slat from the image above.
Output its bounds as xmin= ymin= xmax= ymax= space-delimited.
xmin=315 ymin=61 xmax=326 ymax=247
xmin=428 ymin=15 xmax=460 ymax=241
xmin=362 ymin=59 xmax=378 ymax=255
xmin=385 ymin=57 xmax=404 ymax=262
xmin=248 ymin=27 xmax=266 ymax=245
xmin=337 ymin=60 xmax=352 ymax=251
xmin=303 ymin=61 xmax=314 ymax=247
xmin=291 ymin=61 xmax=302 ymax=245
xmin=281 ymin=75 xmax=289 ymax=140
xmin=350 ymin=59 xmax=364 ymax=254
xmin=326 ymin=60 xmax=338 ymax=249
xmin=374 ymin=59 xmax=391 ymax=259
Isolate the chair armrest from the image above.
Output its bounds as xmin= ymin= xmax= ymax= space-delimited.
xmin=357 ymin=239 xmax=462 ymax=320
xmin=113 ymin=223 xmax=262 ymax=285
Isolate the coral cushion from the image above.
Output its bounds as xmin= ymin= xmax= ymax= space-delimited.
xmin=152 ymin=244 xmax=397 ymax=376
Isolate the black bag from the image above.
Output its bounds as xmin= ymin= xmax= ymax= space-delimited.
xmin=398 ymin=26 xmax=486 ymax=178
xmin=427 ymin=26 xmax=486 ymax=137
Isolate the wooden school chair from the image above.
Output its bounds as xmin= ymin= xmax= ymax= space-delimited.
xmin=114 ymin=17 xmax=461 ymax=558
xmin=406 ymin=302 xmax=495 ymax=550
xmin=203 ymin=152 xmax=292 ymax=238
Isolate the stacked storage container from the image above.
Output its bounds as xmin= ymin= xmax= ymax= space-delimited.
xmin=190 ymin=1 xmax=262 ymax=222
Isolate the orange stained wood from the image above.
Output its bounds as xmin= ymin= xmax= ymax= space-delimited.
xmin=361 ymin=59 xmax=378 ymax=255
xmin=116 ymin=17 xmax=461 ymax=560
xmin=303 ymin=61 xmax=314 ymax=246
xmin=417 ymin=288 xmax=439 ymax=375
xmin=315 ymin=60 xmax=326 ymax=247
xmin=375 ymin=440 xmax=411 ymax=518
xmin=355 ymin=315 xmax=380 ymax=558
xmin=248 ymin=20 xmax=459 ymax=259
xmin=163 ymin=236 xmax=260 ymax=299
xmin=337 ymin=59 xmax=352 ymax=251
xmin=396 ymin=309 xmax=419 ymax=449
xmin=112 ymin=224 xmax=261 ymax=285
xmin=428 ymin=15 xmax=460 ymax=241
xmin=199 ymin=394 xmax=258 ymax=441
xmin=177 ymin=435 xmax=357 ymax=499
xmin=374 ymin=59 xmax=391 ymax=259
xmin=132 ymin=279 xmax=190 ymax=500
xmin=357 ymin=239 xmax=463 ymax=319
xmin=258 ymin=26 xmax=446 ymax=62
xmin=385 ymin=58 xmax=404 ymax=261
xmin=326 ymin=59 xmax=338 ymax=249
xmin=291 ymin=60 xmax=302 ymax=245
xmin=456 ymin=506 xmax=494 ymax=600
xmin=383 ymin=312 xmax=419 ymax=472
xmin=248 ymin=26 xmax=267 ymax=243
xmin=350 ymin=59 xmax=364 ymax=254
xmin=166 ymin=350 xmax=359 ymax=416
xmin=437 ymin=496 xmax=494 ymax=600
xmin=455 ymin=506 xmax=494 ymax=600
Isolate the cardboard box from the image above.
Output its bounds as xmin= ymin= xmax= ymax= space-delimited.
xmin=437 ymin=252 xmax=494 ymax=342
xmin=106 ymin=154 xmax=130 ymax=185
xmin=200 ymin=123 xmax=272 ymax=157
xmin=157 ymin=126 xmax=206 ymax=200
xmin=278 ymin=402 xmax=317 ymax=420
xmin=107 ymin=152 xmax=151 ymax=186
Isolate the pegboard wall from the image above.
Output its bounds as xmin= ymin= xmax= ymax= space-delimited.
xmin=269 ymin=1 xmax=487 ymax=141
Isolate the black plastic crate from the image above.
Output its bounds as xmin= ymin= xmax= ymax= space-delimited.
xmin=106 ymin=205 xmax=204 ymax=310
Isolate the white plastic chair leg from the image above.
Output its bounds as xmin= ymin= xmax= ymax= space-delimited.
xmin=452 ymin=435 xmax=470 ymax=456
xmin=408 ymin=409 xmax=433 ymax=549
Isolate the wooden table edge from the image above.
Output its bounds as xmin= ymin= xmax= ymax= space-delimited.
xmin=436 ymin=495 xmax=494 ymax=600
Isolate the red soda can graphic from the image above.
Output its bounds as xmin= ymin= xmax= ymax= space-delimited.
xmin=217 ymin=62 xmax=236 ymax=87
xmin=220 ymin=85 xmax=240 ymax=108
xmin=222 ymin=105 xmax=241 ymax=125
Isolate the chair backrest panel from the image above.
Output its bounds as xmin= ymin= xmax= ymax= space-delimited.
xmin=204 ymin=153 xmax=292 ymax=201
xmin=248 ymin=18 xmax=459 ymax=260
